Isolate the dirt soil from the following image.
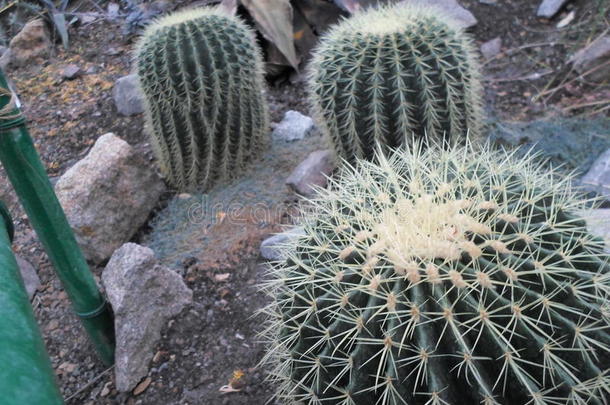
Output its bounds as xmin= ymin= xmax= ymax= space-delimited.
xmin=0 ymin=0 xmax=608 ymax=404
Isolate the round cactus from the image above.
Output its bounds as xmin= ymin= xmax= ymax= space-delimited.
xmin=308 ymin=4 xmax=484 ymax=162
xmin=262 ymin=141 xmax=610 ymax=404
xmin=135 ymin=7 xmax=269 ymax=191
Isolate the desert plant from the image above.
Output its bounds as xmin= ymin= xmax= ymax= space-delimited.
xmin=308 ymin=4 xmax=484 ymax=161
xmin=135 ymin=7 xmax=269 ymax=191
xmin=262 ymin=141 xmax=610 ymax=404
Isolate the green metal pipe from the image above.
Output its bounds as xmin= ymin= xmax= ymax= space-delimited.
xmin=0 ymin=200 xmax=64 ymax=404
xmin=0 ymin=70 xmax=115 ymax=365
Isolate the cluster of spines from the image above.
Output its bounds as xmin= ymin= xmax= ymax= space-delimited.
xmin=308 ymin=4 xmax=484 ymax=162
xmin=261 ymin=141 xmax=610 ymax=405
xmin=135 ymin=7 xmax=269 ymax=191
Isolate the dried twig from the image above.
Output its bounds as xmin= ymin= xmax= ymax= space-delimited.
xmin=562 ymin=99 xmax=610 ymax=113
xmin=0 ymin=1 xmax=18 ymax=16
xmin=534 ymin=59 xmax=610 ymax=102
xmin=65 ymin=366 xmax=114 ymax=403
xmin=483 ymin=69 xmax=554 ymax=83
xmin=588 ymin=103 xmax=610 ymax=116
xmin=482 ymin=42 xmax=567 ymax=66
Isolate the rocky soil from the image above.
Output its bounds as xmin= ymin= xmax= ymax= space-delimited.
xmin=0 ymin=0 xmax=608 ymax=404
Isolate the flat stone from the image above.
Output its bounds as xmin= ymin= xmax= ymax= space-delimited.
xmin=480 ymin=37 xmax=502 ymax=60
xmin=113 ymin=74 xmax=145 ymax=116
xmin=61 ymin=64 xmax=81 ymax=80
xmin=286 ymin=150 xmax=336 ymax=198
xmin=9 ymin=19 xmax=51 ymax=67
xmin=102 ymin=243 xmax=192 ymax=392
xmin=15 ymin=255 xmax=41 ymax=300
xmin=568 ymin=35 xmax=610 ymax=83
xmin=537 ymin=0 xmax=569 ymax=18
xmin=272 ymin=111 xmax=316 ymax=141
xmin=401 ymin=0 xmax=477 ymax=29
xmin=580 ymin=148 xmax=610 ymax=201
xmin=582 ymin=209 xmax=610 ymax=253
xmin=55 ymin=133 xmax=166 ymax=264
xmin=260 ymin=227 xmax=306 ymax=261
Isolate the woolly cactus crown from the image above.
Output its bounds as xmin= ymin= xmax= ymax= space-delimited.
xmin=134 ymin=7 xmax=253 ymax=57
xmin=262 ymin=141 xmax=609 ymax=405
xmin=308 ymin=3 xmax=484 ymax=161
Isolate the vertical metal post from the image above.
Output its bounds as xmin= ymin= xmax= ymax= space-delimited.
xmin=0 ymin=70 xmax=115 ymax=365
xmin=0 ymin=200 xmax=64 ymax=404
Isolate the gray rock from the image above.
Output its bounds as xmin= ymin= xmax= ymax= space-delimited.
xmin=55 ymin=133 xmax=166 ymax=264
xmin=113 ymin=74 xmax=145 ymax=116
xmin=0 ymin=48 xmax=11 ymax=71
xmin=15 ymin=255 xmax=41 ymax=300
xmin=568 ymin=35 xmax=610 ymax=83
xmin=401 ymin=0 xmax=477 ymax=29
xmin=286 ymin=150 xmax=336 ymax=198
xmin=272 ymin=111 xmax=316 ymax=141
xmin=537 ymin=0 xmax=569 ymax=18
xmin=107 ymin=2 xmax=120 ymax=18
xmin=102 ymin=243 xmax=192 ymax=392
xmin=480 ymin=37 xmax=502 ymax=60
xmin=582 ymin=209 xmax=610 ymax=253
xmin=61 ymin=64 xmax=81 ymax=80
xmin=260 ymin=227 xmax=306 ymax=261
xmin=580 ymin=148 xmax=610 ymax=200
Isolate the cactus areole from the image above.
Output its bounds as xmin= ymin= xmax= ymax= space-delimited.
xmin=262 ymin=142 xmax=610 ymax=405
xmin=135 ymin=7 xmax=269 ymax=191
xmin=308 ymin=4 xmax=484 ymax=162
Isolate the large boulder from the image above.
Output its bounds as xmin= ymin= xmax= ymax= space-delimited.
xmin=8 ymin=19 xmax=51 ymax=67
xmin=102 ymin=243 xmax=192 ymax=392
xmin=55 ymin=133 xmax=166 ymax=264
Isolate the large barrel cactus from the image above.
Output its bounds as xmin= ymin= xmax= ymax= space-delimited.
xmin=135 ymin=7 xmax=269 ymax=191
xmin=308 ymin=4 xmax=483 ymax=161
xmin=262 ymin=141 xmax=610 ymax=404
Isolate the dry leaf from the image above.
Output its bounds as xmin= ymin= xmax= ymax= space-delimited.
xmin=214 ymin=273 xmax=231 ymax=282
xmin=292 ymin=6 xmax=318 ymax=59
xmin=240 ymin=0 xmax=299 ymax=69
xmin=133 ymin=377 xmax=152 ymax=395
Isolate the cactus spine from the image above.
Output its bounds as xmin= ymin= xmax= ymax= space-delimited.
xmin=262 ymin=141 xmax=610 ymax=404
xmin=308 ymin=4 xmax=484 ymax=161
xmin=135 ymin=7 xmax=269 ymax=191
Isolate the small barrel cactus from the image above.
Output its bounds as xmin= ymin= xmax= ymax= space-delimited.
xmin=262 ymin=142 xmax=610 ymax=404
xmin=308 ymin=4 xmax=483 ymax=161
xmin=135 ymin=7 xmax=269 ymax=191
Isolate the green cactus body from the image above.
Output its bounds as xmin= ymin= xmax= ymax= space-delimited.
xmin=308 ymin=4 xmax=483 ymax=161
xmin=135 ymin=7 xmax=269 ymax=191
xmin=262 ymin=142 xmax=610 ymax=404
